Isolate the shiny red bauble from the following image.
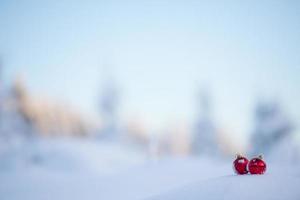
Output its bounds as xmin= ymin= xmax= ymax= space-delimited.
xmin=233 ymin=154 xmax=249 ymax=175
xmin=248 ymin=156 xmax=266 ymax=175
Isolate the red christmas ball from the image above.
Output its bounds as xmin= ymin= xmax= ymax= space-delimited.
xmin=233 ymin=154 xmax=249 ymax=175
xmin=248 ymin=156 xmax=266 ymax=175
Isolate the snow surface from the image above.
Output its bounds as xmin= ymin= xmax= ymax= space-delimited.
xmin=0 ymin=138 xmax=299 ymax=200
xmin=148 ymin=169 xmax=300 ymax=200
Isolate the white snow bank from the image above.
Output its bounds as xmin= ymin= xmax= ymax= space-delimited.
xmin=0 ymin=157 xmax=230 ymax=200
xmin=148 ymin=171 xmax=300 ymax=200
xmin=0 ymin=138 xmax=299 ymax=200
xmin=0 ymin=138 xmax=146 ymax=174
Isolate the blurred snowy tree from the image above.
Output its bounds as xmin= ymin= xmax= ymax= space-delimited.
xmin=99 ymin=76 xmax=120 ymax=140
xmin=0 ymin=66 xmax=34 ymax=157
xmin=250 ymin=99 xmax=297 ymax=161
xmin=192 ymin=89 xmax=219 ymax=156
xmin=3 ymin=77 xmax=35 ymax=138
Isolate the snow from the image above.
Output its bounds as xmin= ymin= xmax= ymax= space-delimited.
xmin=148 ymin=172 xmax=300 ymax=200
xmin=0 ymin=138 xmax=145 ymax=174
xmin=0 ymin=138 xmax=299 ymax=200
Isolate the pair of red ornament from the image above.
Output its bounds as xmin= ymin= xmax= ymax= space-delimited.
xmin=233 ymin=154 xmax=266 ymax=175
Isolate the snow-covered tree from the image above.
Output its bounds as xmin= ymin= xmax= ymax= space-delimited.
xmin=1 ymin=77 xmax=35 ymax=138
xmin=99 ymin=77 xmax=120 ymax=140
xmin=0 ymin=67 xmax=35 ymax=157
xmin=191 ymin=89 xmax=219 ymax=156
xmin=250 ymin=99 xmax=297 ymax=161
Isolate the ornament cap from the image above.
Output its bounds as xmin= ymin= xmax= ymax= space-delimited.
xmin=236 ymin=153 xmax=243 ymax=159
xmin=258 ymin=154 xmax=263 ymax=159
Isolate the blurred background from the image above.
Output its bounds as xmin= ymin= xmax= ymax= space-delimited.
xmin=0 ymin=0 xmax=300 ymax=175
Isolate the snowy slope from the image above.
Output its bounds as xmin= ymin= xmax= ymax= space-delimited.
xmin=0 ymin=138 xmax=299 ymax=200
xmin=148 ymin=170 xmax=300 ymax=200
xmin=0 ymin=138 xmax=146 ymax=174
xmin=0 ymin=157 xmax=229 ymax=200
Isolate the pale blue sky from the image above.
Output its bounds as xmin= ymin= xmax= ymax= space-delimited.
xmin=0 ymin=0 xmax=300 ymax=141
